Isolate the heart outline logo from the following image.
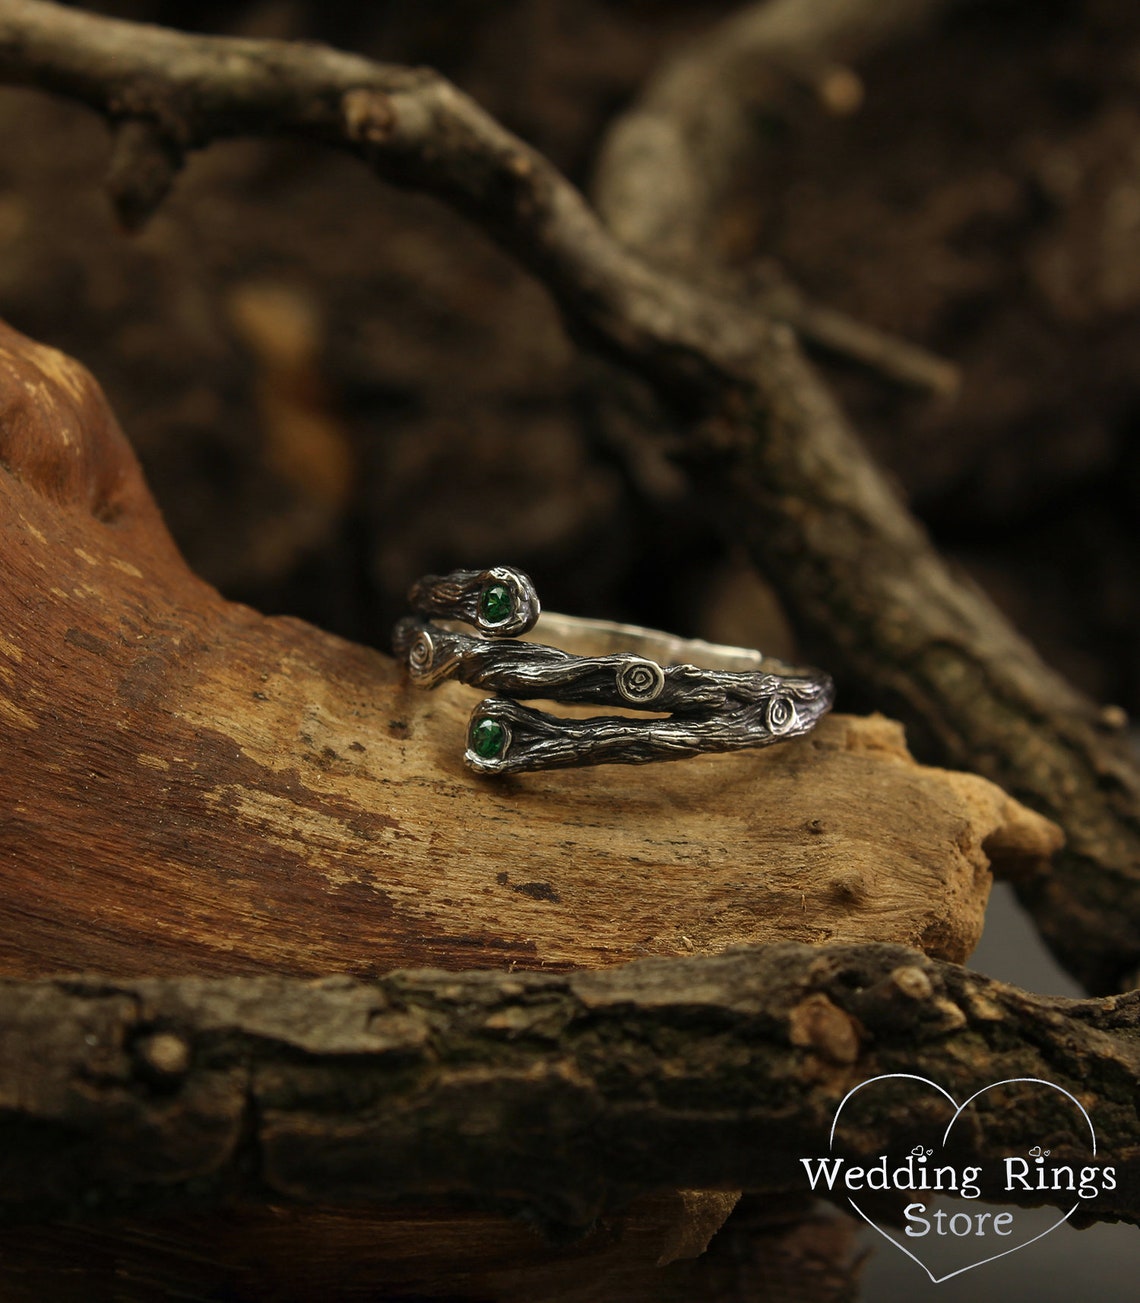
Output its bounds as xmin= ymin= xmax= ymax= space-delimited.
xmin=829 ymin=1073 xmax=1097 ymax=1284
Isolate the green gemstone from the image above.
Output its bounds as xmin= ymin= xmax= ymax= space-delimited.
xmin=471 ymin=717 xmax=507 ymax=760
xmin=479 ymin=582 xmax=514 ymax=626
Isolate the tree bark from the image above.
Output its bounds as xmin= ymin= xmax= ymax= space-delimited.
xmin=0 ymin=944 xmax=1136 ymax=1228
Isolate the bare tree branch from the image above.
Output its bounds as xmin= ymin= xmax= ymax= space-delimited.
xmin=0 ymin=0 xmax=1137 ymax=992
xmin=0 ymin=944 xmax=1137 ymax=1228
xmin=589 ymin=0 xmax=1140 ymax=994
xmin=0 ymin=0 xmax=948 ymax=396
xmin=745 ymin=264 xmax=961 ymax=394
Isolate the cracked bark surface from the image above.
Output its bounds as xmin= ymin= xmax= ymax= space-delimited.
xmin=0 ymin=945 xmax=1137 ymax=1228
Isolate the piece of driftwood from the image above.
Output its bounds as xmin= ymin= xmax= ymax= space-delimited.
xmin=0 ymin=318 xmax=1058 ymax=982
xmin=0 ymin=1 xmax=1133 ymax=1000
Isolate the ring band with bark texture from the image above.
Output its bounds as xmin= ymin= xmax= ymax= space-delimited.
xmin=393 ymin=567 xmax=835 ymax=775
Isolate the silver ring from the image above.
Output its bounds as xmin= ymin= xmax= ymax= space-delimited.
xmin=394 ymin=566 xmax=835 ymax=775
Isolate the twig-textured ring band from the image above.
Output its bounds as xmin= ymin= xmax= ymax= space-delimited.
xmin=393 ymin=566 xmax=835 ymax=775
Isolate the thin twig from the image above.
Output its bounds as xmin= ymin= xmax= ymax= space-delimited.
xmin=750 ymin=272 xmax=961 ymax=394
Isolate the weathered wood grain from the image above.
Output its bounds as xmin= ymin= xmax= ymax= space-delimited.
xmin=0 ymin=319 xmax=1060 ymax=983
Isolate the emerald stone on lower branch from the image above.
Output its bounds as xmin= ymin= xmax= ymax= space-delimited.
xmin=479 ymin=582 xmax=514 ymax=625
xmin=470 ymin=717 xmax=508 ymax=759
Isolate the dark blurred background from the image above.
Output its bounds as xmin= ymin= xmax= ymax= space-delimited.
xmin=1 ymin=1 xmax=1138 ymax=1297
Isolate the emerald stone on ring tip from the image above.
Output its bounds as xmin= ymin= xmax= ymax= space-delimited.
xmin=470 ymin=716 xmax=508 ymax=760
xmin=478 ymin=582 xmax=515 ymax=626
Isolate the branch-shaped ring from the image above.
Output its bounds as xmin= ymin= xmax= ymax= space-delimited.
xmin=394 ymin=567 xmax=834 ymax=775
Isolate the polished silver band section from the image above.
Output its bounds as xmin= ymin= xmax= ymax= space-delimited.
xmin=394 ymin=567 xmax=834 ymax=775
xmin=528 ymin=613 xmax=808 ymax=676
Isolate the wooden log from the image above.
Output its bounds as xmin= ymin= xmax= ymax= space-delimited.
xmin=4 ymin=950 xmax=1140 ymax=1224
xmin=1 ymin=947 xmax=1139 ymax=1296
